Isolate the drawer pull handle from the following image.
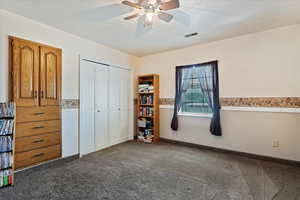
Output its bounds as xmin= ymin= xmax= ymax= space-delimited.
xmin=32 ymin=153 xmax=45 ymax=158
xmin=34 ymin=91 xmax=38 ymax=98
xmin=32 ymin=139 xmax=44 ymax=143
xmin=32 ymin=126 xmax=45 ymax=129
xmin=33 ymin=112 xmax=45 ymax=115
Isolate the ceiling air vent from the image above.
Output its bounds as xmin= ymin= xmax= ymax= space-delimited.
xmin=184 ymin=32 xmax=198 ymax=38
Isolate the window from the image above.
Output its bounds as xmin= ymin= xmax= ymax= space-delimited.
xmin=171 ymin=61 xmax=221 ymax=135
xmin=180 ymin=66 xmax=212 ymax=114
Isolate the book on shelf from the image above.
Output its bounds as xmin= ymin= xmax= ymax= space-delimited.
xmin=139 ymin=95 xmax=153 ymax=105
xmin=0 ymin=153 xmax=12 ymax=169
xmin=139 ymin=107 xmax=154 ymax=117
xmin=137 ymin=124 xmax=154 ymax=143
xmin=137 ymin=118 xmax=153 ymax=128
xmin=0 ymin=136 xmax=12 ymax=152
xmin=138 ymin=83 xmax=154 ymax=93
xmin=0 ymin=169 xmax=13 ymax=187
xmin=0 ymin=103 xmax=14 ymax=118
xmin=0 ymin=120 xmax=14 ymax=136
xmin=137 ymin=118 xmax=154 ymax=143
xmin=0 ymin=102 xmax=14 ymax=188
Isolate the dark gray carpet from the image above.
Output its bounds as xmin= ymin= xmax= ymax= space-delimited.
xmin=1 ymin=141 xmax=300 ymax=200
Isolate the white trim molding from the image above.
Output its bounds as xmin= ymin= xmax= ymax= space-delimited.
xmin=159 ymin=105 xmax=300 ymax=114
xmin=159 ymin=105 xmax=173 ymax=109
xmin=221 ymin=106 xmax=300 ymax=113
xmin=178 ymin=112 xmax=213 ymax=118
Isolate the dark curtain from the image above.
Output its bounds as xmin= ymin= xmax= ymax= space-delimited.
xmin=171 ymin=68 xmax=183 ymax=130
xmin=197 ymin=61 xmax=222 ymax=136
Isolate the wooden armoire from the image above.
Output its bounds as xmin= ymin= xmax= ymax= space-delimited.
xmin=9 ymin=36 xmax=62 ymax=170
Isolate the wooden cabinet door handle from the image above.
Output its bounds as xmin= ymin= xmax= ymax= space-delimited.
xmin=32 ymin=126 xmax=45 ymax=129
xmin=40 ymin=91 xmax=44 ymax=98
xmin=32 ymin=153 xmax=45 ymax=158
xmin=32 ymin=139 xmax=44 ymax=143
xmin=33 ymin=112 xmax=45 ymax=115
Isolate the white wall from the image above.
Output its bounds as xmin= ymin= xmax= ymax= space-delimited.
xmin=136 ymin=24 xmax=300 ymax=98
xmin=135 ymin=24 xmax=300 ymax=161
xmin=0 ymin=9 xmax=137 ymax=157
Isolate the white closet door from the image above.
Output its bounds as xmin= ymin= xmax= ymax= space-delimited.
xmin=80 ymin=60 xmax=109 ymax=156
xmin=119 ymin=70 xmax=130 ymax=140
xmin=109 ymin=67 xmax=122 ymax=145
xmin=80 ymin=61 xmax=96 ymax=156
xmin=109 ymin=67 xmax=130 ymax=145
xmin=95 ymin=67 xmax=109 ymax=150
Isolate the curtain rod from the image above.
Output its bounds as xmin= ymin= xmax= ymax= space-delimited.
xmin=176 ymin=60 xmax=218 ymax=69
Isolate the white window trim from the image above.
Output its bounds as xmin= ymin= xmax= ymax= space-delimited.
xmin=159 ymin=105 xmax=300 ymax=114
xmin=178 ymin=112 xmax=213 ymax=118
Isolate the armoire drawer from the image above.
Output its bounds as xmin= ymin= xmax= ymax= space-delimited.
xmin=16 ymin=120 xmax=61 ymax=138
xmin=15 ymin=132 xmax=61 ymax=153
xmin=15 ymin=144 xmax=61 ymax=170
xmin=16 ymin=106 xmax=60 ymax=123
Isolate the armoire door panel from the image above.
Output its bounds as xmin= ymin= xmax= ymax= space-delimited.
xmin=45 ymin=52 xmax=57 ymax=99
xmin=11 ymin=38 xmax=39 ymax=107
xmin=20 ymin=47 xmax=34 ymax=98
xmin=40 ymin=46 xmax=61 ymax=106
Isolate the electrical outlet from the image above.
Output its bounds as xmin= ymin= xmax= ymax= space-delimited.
xmin=273 ymin=141 xmax=280 ymax=148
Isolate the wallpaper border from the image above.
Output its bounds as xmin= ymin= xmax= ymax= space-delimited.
xmin=158 ymin=97 xmax=300 ymax=108
xmin=61 ymin=99 xmax=79 ymax=109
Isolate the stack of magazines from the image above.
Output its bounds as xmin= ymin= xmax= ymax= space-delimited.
xmin=0 ymin=137 xmax=12 ymax=152
xmin=0 ymin=102 xmax=14 ymax=188
xmin=138 ymin=83 xmax=154 ymax=93
xmin=0 ymin=153 xmax=12 ymax=169
xmin=0 ymin=103 xmax=14 ymax=118
xmin=0 ymin=120 xmax=14 ymax=135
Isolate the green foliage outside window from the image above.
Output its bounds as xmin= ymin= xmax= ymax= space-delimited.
xmin=180 ymin=73 xmax=212 ymax=114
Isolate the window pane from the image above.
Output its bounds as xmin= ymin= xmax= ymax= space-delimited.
xmin=180 ymin=67 xmax=212 ymax=114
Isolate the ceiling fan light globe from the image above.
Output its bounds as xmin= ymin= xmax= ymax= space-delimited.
xmin=146 ymin=12 xmax=154 ymax=22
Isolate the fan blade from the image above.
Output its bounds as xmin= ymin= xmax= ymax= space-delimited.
xmin=159 ymin=0 xmax=180 ymax=11
xmin=158 ymin=12 xmax=173 ymax=22
xmin=122 ymin=1 xmax=142 ymax=9
xmin=124 ymin=13 xmax=140 ymax=20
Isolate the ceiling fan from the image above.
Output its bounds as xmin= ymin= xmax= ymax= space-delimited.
xmin=122 ymin=0 xmax=180 ymax=26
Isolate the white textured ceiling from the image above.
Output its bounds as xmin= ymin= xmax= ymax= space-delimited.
xmin=1 ymin=0 xmax=300 ymax=56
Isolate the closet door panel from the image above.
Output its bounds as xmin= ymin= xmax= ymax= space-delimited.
xmin=109 ymin=68 xmax=130 ymax=145
xmin=119 ymin=70 xmax=130 ymax=140
xmin=109 ymin=68 xmax=121 ymax=110
xmin=95 ymin=66 xmax=109 ymax=150
xmin=109 ymin=109 xmax=121 ymax=145
xmin=40 ymin=46 xmax=61 ymax=106
xmin=109 ymin=67 xmax=122 ymax=145
xmin=79 ymin=62 xmax=95 ymax=155
xmin=11 ymin=38 xmax=39 ymax=107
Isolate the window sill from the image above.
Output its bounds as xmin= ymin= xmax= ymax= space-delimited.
xmin=178 ymin=112 xmax=212 ymax=118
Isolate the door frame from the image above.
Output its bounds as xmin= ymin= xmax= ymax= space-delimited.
xmin=79 ymin=56 xmax=133 ymax=157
